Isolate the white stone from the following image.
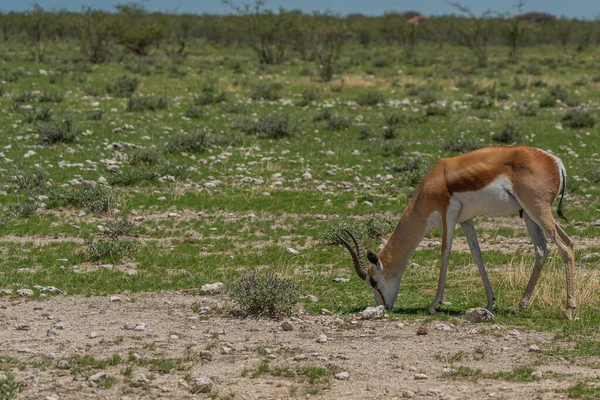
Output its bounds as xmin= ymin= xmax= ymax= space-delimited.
xmin=414 ymin=373 xmax=428 ymax=380
xmin=528 ymin=344 xmax=541 ymax=353
xmin=88 ymin=372 xmax=106 ymax=382
xmin=465 ymin=307 xmax=495 ymax=323
xmin=361 ymin=305 xmax=385 ymax=319
xmin=316 ymin=334 xmax=328 ymax=343
xmin=334 ymin=371 xmax=349 ymax=380
xmin=17 ymin=289 xmax=34 ymax=297
xmin=199 ymin=282 xmax=225 ymax=295
xmin=190 ymin=376 xmax=213 ymax=394
xmin=286 ymin=247 xmax=299 ymax=255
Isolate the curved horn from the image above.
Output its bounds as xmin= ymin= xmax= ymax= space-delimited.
xmin=344 ymin=229 xmax=366 ymax=267
xmin=336 ymin=230 xmax=367 ymax=280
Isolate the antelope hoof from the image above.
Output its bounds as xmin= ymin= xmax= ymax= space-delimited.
xmin=565 ymin=306 xmax=576 ymax=321
xmin=426 ymin=304 xmax=438 ymax=315
xmin=486 ymin=304 xmax=494 ymax=313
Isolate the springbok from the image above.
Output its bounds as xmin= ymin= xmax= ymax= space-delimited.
xmin=338 ymin=146 xmax=576 ymax=319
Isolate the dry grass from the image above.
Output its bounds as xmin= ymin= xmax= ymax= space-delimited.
xmin=494 ymin=255 xmax=600 ymax=312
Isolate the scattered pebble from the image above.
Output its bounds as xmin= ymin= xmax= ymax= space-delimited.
xmin=17 ymin=289 xmax=34 ymax=297
xmin=414 ymin=373 xmax=428 ymax=380
xmin=88 ymin=372 xmax=107 ymax=382
xmin=334 ymin=371 xmax=349 ymax=380
xmin=529 ymin=344 xmax=541 ymax=353
xmin=416 ymin=325 xmax=428 ymax=336
xmin=316 ymin=334 xmax=328 ymax=343
xmin=189 ymin=376 xmax=213 ymax=394
xmin=281 ymin=321 xmax=293 ymax=331
xmin=361 ymin=305 xmax=385 ymax=319
xmin=401 ymin=390 xmax=415 ymax=398
xmin=286 ymin=247 xmax=300 ymax=255
xmin=199 ymin=282 xmax=225 ymax=295
xmin=465 ymin=307 xmax=496 ymax=323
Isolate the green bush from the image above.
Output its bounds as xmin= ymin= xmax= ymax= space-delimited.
xmin=492 ymin=122 xmax=524 ymax=144
xmin=425 ymin=104 xmax=449 ymax=116
xmin=0 ymin=374 xmax=23 ymax=398
xmin=561 ymin=108 xmax=596 ymax=128
xmin=296 ymin=87 xmax=321 ymax=106
xmin=106 ymin=75 xmax=140 ymax=97
xmin=256 ymin=113 xmax=296 ymax=138
xmin=127 ymin=95 xmax=168 ymax=112
xmin=381 ymin=142 xmax=405 ymax=157
xmin=165 ymin=130 xmax=210 ymax=154
xmin=9 ymin=199 xmax=38 ymax=217
xmin=84 ymin=233 xmax=137 ymax=264
xmin=66 ymin=184 xmax=121 ymax=214
xmin=326 ymin=114 xmax=351 ymax=130
xmin=184 ymin=105 xmax=206 ymax=119
xmin=229 ymin=270 xmax=299 ymax=317
xmin=86 ymin=109 xmax=103 ymax=121
xmin=250 ymin=82 xmax=282 ymax=101
xmin=443 ymin=137 xmax=484 ymax=153
xmin=130 ymin=147 xmax=163 ymax=165
xmin=418 ymin=88 xmax=437 ymax=105
xmin=37 ymin=119 xmax=77 ymax=145
xmin=38 ymin=90 xmax=64 ymax=103
xmin=108 ymin=168 xmax=156 ymax=186
xmin=384 ymin=154 xmax=433 ymax=187
xmin=356 ymin=90 xmax=385 ymax=106
xmin=193 ymin=84 xmax=226 ymax=105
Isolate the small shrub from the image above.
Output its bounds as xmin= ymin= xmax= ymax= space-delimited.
xmin=471 ymin=96 xmax=491 ymax=109
xmin=385 ymin=112 xmax=406 ymax=126
xmin=193 ymin=84 xmax=226 ymax=105
xmin=13 ymin=91 xmax=37 ymax=103
xmin=256 ymin=113 xmax=296 ymax=138
xmin=130 ymin=147 xmax=163 ymax=165
xmin=539 ymin=85 xmax=572 ymax=108
xmin=155 ymin=161 xmax=187 ymax=179
xmin=3 ymin=167 xmax=49 ymax=195
xmin=381 ymin=142 xmax=405 ymax=157
xmin=22 ymin=105 xmax=53 ymax=123
xmin=106 ymin=75 xmax=140 ymax=97
xmin=229 ymin=270 xmax=299 ymax=317
xmin=382 ymin=125 xmax=397 ymax=140
xmin=418 ymin=88 xmax=437 ymax=105
xmin=37 ymin=119 xmax=77 ymax=145
xmin=249 ymin=82 xmax=281 ymax=101
xmin=492 ymin=123 xmax=524 ymax=144
xmin=561 ymin=108 xmax=596 ymax=128
xmin=38 ymin=90 xmax=64 ymax=103
xmin=524 ymin=62 xmax=541 ymax=75
xmin=312 ymin=109 xmax=331 ymax=122
xmin=109 ymin=168 xmax=156 ymax=186
xmin=0 ymin=374 xmax=23 ymax=398
xmin=102 ymin=215 xmax=136 ymax=238
xmin=443 ymin=137 xmax=484 ymax=153
xmin=384 ymin=154 xmax=432 ymax=187
xmin=359 ymin=125 xmax=372 ymax=140
xmin=584 ymin=167 xmax=600 ymax=183
xmin=356 ymin=90 xmax=385 ymax=106
xmin=184 ymin=105 xmax=205 ymax=119
xmin=66 ymin=184 xmax=121 ymax=214
xmin=127 ymin=95 xmax=168 ymax=112
xmin=9 ymin=199 xmax=38 ymax=217
xmin=296 ymin=87 xmax=320 ymax=107
xmin=87 ymin=109 xmax=103 ymax=121
xmin=517 ymin=102 xmax=538 ymax=117
xmin=165 ymin=130 xmax=210 ymax=154
xmin=425 ymin=104 xmax=449 ymax=116
xmin=84 ymin=234 xmax=137 ymax=264
xmin=512 ymin=76 xmax=527 ymax=90
xmin=326 ymin=114 xmax=351 ymax=131
xmin=456 ymin=78 xmax=475 ymax=89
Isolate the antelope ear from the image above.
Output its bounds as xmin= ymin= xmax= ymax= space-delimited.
xmin=366 ymin=250 xmax=379 ymax=266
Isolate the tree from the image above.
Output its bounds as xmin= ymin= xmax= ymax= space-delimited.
xmin=113 ymin=3 xmax=166 ymax=56
xmin=450 ymin=3 xmax=492 ymax=67
xmin=311 ymin=13 xmax=349 ymax=82
xmin=505 ymin=1 xmax=526 ymax=60
xmin=79 ymin=7 xmax=114 ymax=63
xmin=24 ymin=4 xmax=49 ymax=62
xmin=223 ymin=0 xmax=298 ymax=65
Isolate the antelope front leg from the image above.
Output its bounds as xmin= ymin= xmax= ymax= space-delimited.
xmin=427 ymin=209 xmax=457 ymax=314
xmin=461 ymin=219 xmax=495 ymax=312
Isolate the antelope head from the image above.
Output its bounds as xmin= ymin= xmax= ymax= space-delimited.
xmin=336 ymin=229 xmax=399 ymax=310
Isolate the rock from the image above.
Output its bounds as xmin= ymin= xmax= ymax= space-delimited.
xmin=286 ymin=247 xmax=299 ymax=255
xmin=508 ymin=329 xmax=521 ymax=338
xmin=57 ymin=360 xmax=70 ymax=370
xmin=416 ymin=325 xmax=428 ymax=336
xmin=44 ymin=395 xmax=59 ymax=400
xmin=529 ymin=344 xmax=541 ymax=353
xmin=316 ymin=334 xmax=328 ymax=343
xmin=465 ymin=307 xmax=496 ymax=323
xmin=134 ymin=323 xmax=146 ymax=331
xmin=301 ymin=172 xmax=313 ymax=180
xmin=334 ymin=371 xmax=349 ymax=380
xmin=199 ymin=350 xmax=212 ymax=360
xmin=402 ymin=390 xmax=415 ymax=398
xmin=593 ymin=219 xmax=600 ymax=227
xmin=281 ymin=321 xmax=293 ymax=331
xmin=14 ymin=323 xmax=30 ymax=331
xmin=189 ymin=376 xmax=213 ymax=394
xmin=109 ymin=296 xmax=121 ymax=302
xmin=361 ymin=305 xmax=385 ymax=319
xmin=123 ymin=322 xmax=137 ymax=330
xmin=88 ymin=332 xmax=99 ymax=339
xmin=414 ymin=373 xmax=428 ymax=380
xmin=435 ymin=323 xmax=451 ymax=331
xmin=427 ymin=388 xmax=442 ymax=395
xmin=531 ymin=371 xmax=543 ymax=378
xmin=17 ymin=289 xmax=34 ymax=297
xmin=220 ymin=346 xmax=233 ymax=355
xmin=199 ymin=282 xmax=225 ymax=295
xmin=0 ymin=289 xmax=12 ymax=296
xmin=89 ymin=372 xmax=106 ymax=382
xmin=131 ymin=352 xmax=142 ymax=360
xmin=332 ymin=278 xmax=350 ymax=283
xmin=441 ymin=395 xmax=457 ymax=400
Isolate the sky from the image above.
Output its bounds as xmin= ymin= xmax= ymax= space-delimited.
xmin=0 ymin=0 xmax=597 ymax=19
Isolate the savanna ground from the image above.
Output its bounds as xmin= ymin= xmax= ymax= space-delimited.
xmin=0 ymin=36 xmax=600 ymax=400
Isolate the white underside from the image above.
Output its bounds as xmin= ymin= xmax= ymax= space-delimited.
xmin=427 ymin=174 xmax=522 ymax=230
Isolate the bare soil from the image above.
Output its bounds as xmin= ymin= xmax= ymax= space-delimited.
xmin=0 ymin=293 xmax=593 ymax=400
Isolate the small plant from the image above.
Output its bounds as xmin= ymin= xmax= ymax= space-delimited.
xmin=356 ymin=90 xmax=385 ymax=106
xmin=381 ymin=142 xmax=405 ymax=157
xmin=3 ymin=166 xmax=49 ymax=196
xmin=37 ymin=118 xmax=77 ymax=145
xmin=106 ymin=75 xmax=140 ymax=97
xmin=296 ymin=87 xmax=320 ymax=107
xmin=193 ymin=83 xmax=226 ymax=105
xmin=359 ymin=125 xmax=373 ymax=140
xmin=127 ymin=95 xmax=168 ymax=112
xmin=0 ymin=374 xmax=23 ymax=398
xmin=9 ymin=199 xmax=38 ymax=217
xmin=425 ymin=103 xmax=449 ymax=116
xmin=517 ymin=102 xmax=538 ymax=117
xmin=418 ymin=87 xmax=437 ymax=105
xmin=38 ymin=90 xmax=64 ymax=103
xmin=229 ymin=270 xmax=299 ymax=317
xmin=87 ymin=109 xmax=103 ymax=121
xmin=130 ymin=147 xmax=163 ymax=166
xmin=166 ymin=129 xmax=210 ymax=154
xmin=12 ymin=91 xmax=36 ymax=103
xmin=539 ymin=85 xmax=573 ymax=108
xmin=385 ymin=112 xmax=407 ymax=126
xmin=443 ymin=137 xmax=484 ymax=153
xmin=492 ymin=122 xmax=524 ymax=144
xmin=326 ymin=114 xmax=351 ymax=131
xmin=66 ymin=184 xmax=121 ymax=214
xmin=561 ymin=108 xmax=596 ymax=128
xmin=242 ymin=113 xmax=296 ymax=139
xmin=84 ymin=233 xmax=137 ymax=264
xmin=108 ymin=168 xmax=156 ymax=186
xmin=384 ymin=154 xmax=433 ymax=187
xmin=184 ymin=105 xmax=206 ymax=119
xmin=382 ymin=125 xmax=397 ymax=140
xmin=471 ymin=96 xmax=491 ymax=109
xmin=250 ymin=82 xmax=282 ymax=101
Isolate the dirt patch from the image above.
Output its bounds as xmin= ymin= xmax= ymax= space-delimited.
xmin=0 ymin=293 xmax=593 ymax=399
